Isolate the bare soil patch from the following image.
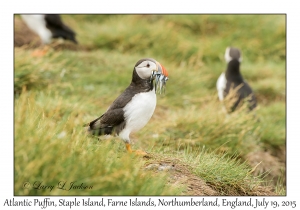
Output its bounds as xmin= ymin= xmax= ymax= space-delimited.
xmin=246 ymin=148 xmax=286 ymax=187
xmin=144 ymin=156 xmax=276 ymax=196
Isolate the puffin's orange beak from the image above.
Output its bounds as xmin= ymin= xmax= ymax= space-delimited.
xmin=160 ymin=64 xmax=168 ymax=77
xmin=157 ymin=62 xmax=169 ymax=77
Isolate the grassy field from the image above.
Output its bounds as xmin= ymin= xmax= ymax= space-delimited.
xmin=14 ymin=14 xmax=286 ymax=196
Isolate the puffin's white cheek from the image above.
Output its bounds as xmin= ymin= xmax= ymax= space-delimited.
xmin=136 ymin=68 xmax=151 ymax=79
xmin=143 ymin=70 xmax=152 ymax=79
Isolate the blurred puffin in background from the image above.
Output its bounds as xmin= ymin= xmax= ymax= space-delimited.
xmin=216 ymin=47 xmax=257 ymax=112
xmin=21 ymin=14 xmax=77 ymax=44
xmin=85 ymin=58 xmax=169 ymax=156
xmin=18 ymin=14 xmax=77 ymax=56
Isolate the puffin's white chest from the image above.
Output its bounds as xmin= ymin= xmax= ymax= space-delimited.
xmin=124 ymin=89 xmax=156 ymax=131
xmin=119 ymin=89 xmax=156 ymax=142
xmin=216 ymin=72 xmax=227 ymax=101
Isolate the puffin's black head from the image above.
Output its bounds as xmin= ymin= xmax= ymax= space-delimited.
xmin=134 ymin=58 xmax=168 ymax=79
xmin=224 ymin=47 xmax=242 ymax=63
xmin=133 ymin=58 xmax=169 ymax=93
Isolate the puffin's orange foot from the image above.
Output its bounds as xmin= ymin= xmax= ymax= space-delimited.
xmin=132 ymin=149 xmax=148 ymax=156
xmin=125 ymin=143 xmax=148 ymax=157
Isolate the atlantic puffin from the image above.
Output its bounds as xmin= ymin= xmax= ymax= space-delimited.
xmin=20 ymin=14 xmax=78 ymax=44
xmin=85 ymin=58 xmax=169 ymax=155
xmin=216 ymin=47 xmax=257 ymax=112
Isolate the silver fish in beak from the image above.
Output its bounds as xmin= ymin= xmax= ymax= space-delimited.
xmin=150 ymin=62 xmax=169 ymax=94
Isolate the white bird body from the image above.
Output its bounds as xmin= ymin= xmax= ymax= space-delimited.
xmin=119 ymin=89 xmax=156 ymax=142
xmin=216 ymin=72 xmax=226 ymax=101
xmin=21 ymin=15 xmax=52 ymax=44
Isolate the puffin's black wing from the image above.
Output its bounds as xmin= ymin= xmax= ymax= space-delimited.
xmin=237 ymin=81 xmax=257 ymax=111
xmin=224 ymin=81 xmax=257 ymax=112
xmin=85 ymin=84 xmax=139 ymax=136
xmin=87 ymin=108 xmax=125 ymax=136
xmin=44 ymin=14 xmax=78 ymax=44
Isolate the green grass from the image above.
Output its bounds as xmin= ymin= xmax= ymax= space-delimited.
xmin=14 ymin=14 xmax=285 ymax=195
xmin=14 ymin=91 xmax=183 ymax=195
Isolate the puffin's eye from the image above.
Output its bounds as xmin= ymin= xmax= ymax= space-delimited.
xmin=146 ymin=63 xmax=150 ymax=68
